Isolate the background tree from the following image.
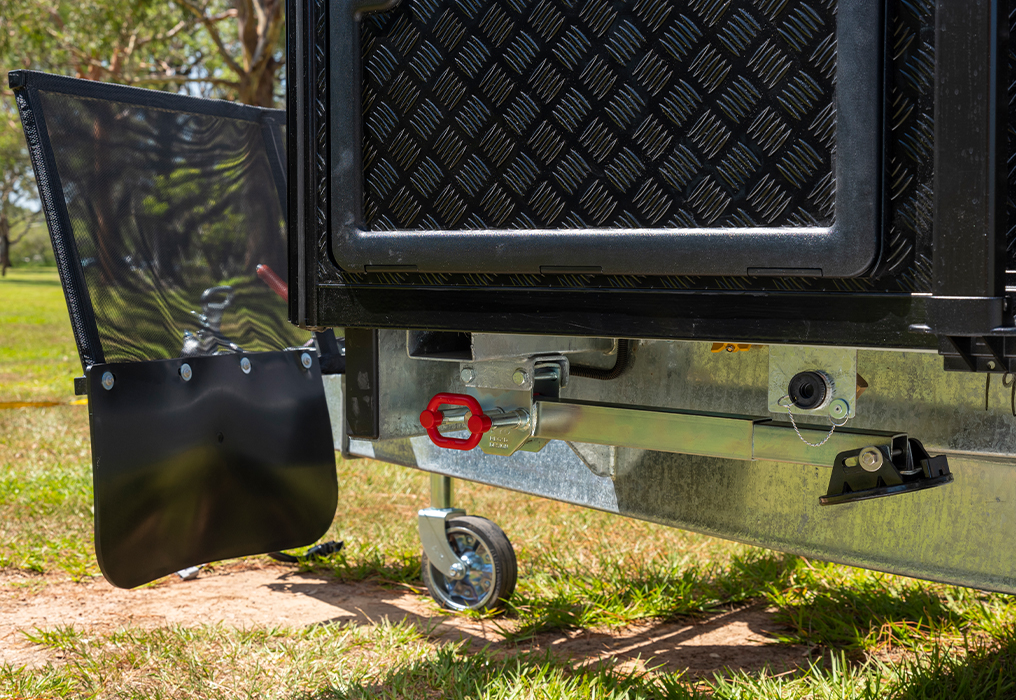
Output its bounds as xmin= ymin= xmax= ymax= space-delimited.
xmin=0 ymin=0 xmax=285 ymax=271
xmin=0 ymin=97 xmax=38 ymax=276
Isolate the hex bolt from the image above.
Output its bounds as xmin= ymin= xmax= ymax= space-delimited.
xmin=240 ymin=357 xmax=252 ymax=374
xmin=828 ymin=398 xmax=849 ymax=420
xmin=300 ymin=352 xmax=313 ymax=369
xmin=512 ymin=368 xmax=529 ymax=386
xmin=859 ymin=446 xmax=884 ymax=473
xmin=179 ymin=363 xmax=193 ymax=382
xmin=101 ymin=371 xmax=115 ymax=391
xmin=460 ymin=367 xmax=475 ymax=383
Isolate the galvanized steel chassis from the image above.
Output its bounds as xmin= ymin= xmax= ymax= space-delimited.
xmin=330 ymin=333 xmax=1016 ymax=594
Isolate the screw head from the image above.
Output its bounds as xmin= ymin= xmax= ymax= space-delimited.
xmin=828 ymin=398 xmax=849 ymax=420
xmin=460 ymin=367 xmax=475 ymax=383
xmin=300 ymin=352 xmax=313 ymax=369
xmin=240 ymin=357 xmax=252 ymax=374
xmin=988 ymin=360 xmax=997 ymax=370
xmin=512 ymin=368 xmax=529 ymax=386
xmin=101 ymin=372 xmax=115 ymax=391
xmin=179 ymin=363 xmax=193 ymax=382
xmin=859 ymin=446 xmax=884 ymax=472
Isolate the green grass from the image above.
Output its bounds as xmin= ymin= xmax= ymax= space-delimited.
xmin=4 ymin=268 xmax=1016 ymax=697
xmin=0 ymin=268 xmax=80 ymax=402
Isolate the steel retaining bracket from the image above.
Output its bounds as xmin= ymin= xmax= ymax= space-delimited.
xmin=418 ymin=507 xmax=467 ymax=579
xmin=820 ymin=436 xmax=953 ymax=505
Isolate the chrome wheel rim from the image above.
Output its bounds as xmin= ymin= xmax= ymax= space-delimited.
xmin=429 ymin=526 xmax=496 ymax=610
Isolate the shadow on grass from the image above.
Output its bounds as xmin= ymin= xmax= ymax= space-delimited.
xmin=765 ymin=568 xmax=967 ymax=653
xmin=308 ymin=549 xmax=422 ymax=586
xmin=503 ymin=549 xmax=800 ymax=642
xmin=295 ymin=644 xmax=708 ymax=700
xmin=0 ymin=276 xmax=62 ymax=287
xmin=292 ymin=629 xmax=1016 ymax=700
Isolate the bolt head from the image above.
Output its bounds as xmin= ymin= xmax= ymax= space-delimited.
xmin=101 ymin=371 xmax=115 ymax=391
xmin=460 ymin=367 xmax=475 ymax=383
xmin=512 ymin=369 xmax=529 ymax=386
xmin=448 ymin=561 xmax=466 ymax=580
xmin=300 ymin=352 xmax=313 ymax=369
xmin=828 ymin=398 xmax=849 ymax=419
xmin=859 ymin=446 xmax=884 ymax=472
xmin=989 ymin=360 xmax=997 ymax=370
xmin=179 ymin=363 xmax=193 ymax=382
xmin=240 ymin=357 xmax=252 ymax=374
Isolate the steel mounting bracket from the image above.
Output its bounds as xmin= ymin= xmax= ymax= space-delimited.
xmin=418 ymin=507 xmax=467 ymax=579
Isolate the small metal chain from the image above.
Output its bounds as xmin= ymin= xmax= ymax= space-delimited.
xmin=1003 ymin=373 xmax=1016 ymax=417
xmin=778 ymin=395 xmax=847 ymax=448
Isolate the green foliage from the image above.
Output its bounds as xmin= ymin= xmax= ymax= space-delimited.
xmin=0 ymin=1 xmax=285 ymax=105
xmin=0 ymin=0 xmax=286 ymax=270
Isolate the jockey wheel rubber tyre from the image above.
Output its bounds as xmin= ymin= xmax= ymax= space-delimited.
xmin=421 ymin=515 xmax=517 ymax=613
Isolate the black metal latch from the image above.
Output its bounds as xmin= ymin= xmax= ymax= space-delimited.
xmin=821 ymin=435 xmax=952 ymax=505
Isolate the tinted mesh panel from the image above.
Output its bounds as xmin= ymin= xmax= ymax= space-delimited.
xmin=361 ymin=0 xmax=836 ymax=231
xmin=38 ymin=91 xmax=305 ymax=362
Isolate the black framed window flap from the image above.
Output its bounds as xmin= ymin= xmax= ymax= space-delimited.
xmin=10 ymin=70 xmax=301 ymax=368
xmin=327 ymin=0 xmax=882 ymax=278
xmin=11 ymin=71 xmax=338 ymax=588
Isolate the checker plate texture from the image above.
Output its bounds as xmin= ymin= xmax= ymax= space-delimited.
xmin=361 ymin=0 xmax=836 ymax=232
xmin=311 ymin=0 xmax=971 ymax=293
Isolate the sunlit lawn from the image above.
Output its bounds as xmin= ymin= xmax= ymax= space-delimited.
xmin=2 ymin=268 xmax=1016 ymax=698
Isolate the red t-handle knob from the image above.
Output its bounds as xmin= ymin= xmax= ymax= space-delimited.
xmin=256 ymin=264 xmax=289 ymax=301
xmin=420 ymin=393 xmax=492 ymax=450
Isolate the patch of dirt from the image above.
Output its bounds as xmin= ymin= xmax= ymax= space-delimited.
xmin=0 ymin=563 xmax=809 ymax=677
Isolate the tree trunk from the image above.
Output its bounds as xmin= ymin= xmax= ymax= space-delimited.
xmin=0 ymin=212 xmax=10 ymax=277
xmin=233 ymin=0 xmax=284 ymax=107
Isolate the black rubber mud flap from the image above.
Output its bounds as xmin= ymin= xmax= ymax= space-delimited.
xmin=86 ymin=350 xmax=337 ymax=588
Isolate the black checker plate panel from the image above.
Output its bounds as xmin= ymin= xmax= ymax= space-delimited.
xmin=361 ymin=0 xmax=837 ymax=232
xmin=309 ymin=0 xmax=954 ymax=295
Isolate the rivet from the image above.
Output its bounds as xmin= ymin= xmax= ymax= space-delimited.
xmin=300 ymin=352 xmax=313 ymax=369
xmin=101 ymin=372 xmax=115 ymax=391
xmin=240 ymin=357 xmax=252 ymax=374
xmin=179 ymin=363 xmax=193 ymax=382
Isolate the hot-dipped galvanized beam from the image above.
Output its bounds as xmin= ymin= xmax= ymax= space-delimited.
xmin=533 ymin=401 xmax=897 ymax=469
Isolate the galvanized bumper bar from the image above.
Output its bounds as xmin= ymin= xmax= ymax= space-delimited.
xmin=532 ymin=401 xmax=895 ymax=469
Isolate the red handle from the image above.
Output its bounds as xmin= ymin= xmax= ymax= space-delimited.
xmin=257 ymin=264 xmax=289 ymax=301
xmin=420 ymin=393 xmax=492 ymax=450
